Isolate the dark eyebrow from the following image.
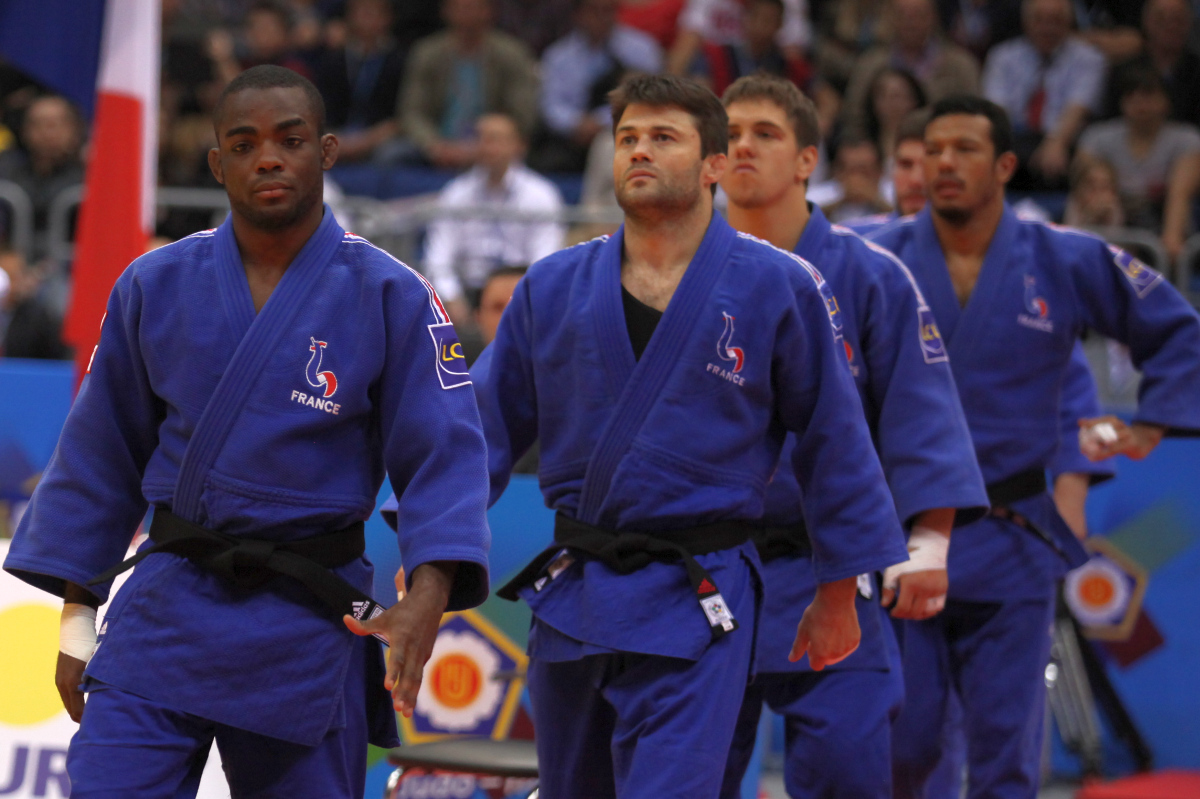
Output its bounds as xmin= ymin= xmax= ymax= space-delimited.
xmin=616 ymin=124 xmax=683 ymax=136
xmin=223 ymin=118 xmax=308 ymax=139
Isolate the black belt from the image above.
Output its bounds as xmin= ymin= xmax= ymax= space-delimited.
xmin=88 ymin=509 xmax=389 ymax=641
xmin=986 ymin=468 xmax=1046 ymax=506
xmin=984 ymin=468 xmax=1067 ymax=559
xmin=497 ymin=512 xmax=753 ymax=641
xmin=750 ymin=521 xmax=812 ymax=562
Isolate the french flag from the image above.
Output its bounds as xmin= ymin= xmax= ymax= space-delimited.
xmin=0 ymin=0 xmax=160 ymax=385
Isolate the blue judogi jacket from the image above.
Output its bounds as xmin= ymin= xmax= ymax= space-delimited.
xmin=871 ymin=205 xmax=1200 ymax=599
xmin=473 ymin=213 xmax=909 ymax=663
xmin=4 ymin=209 xmax=492 ymax=745
xmin=755 ymin=207 xmax=987 ymax=673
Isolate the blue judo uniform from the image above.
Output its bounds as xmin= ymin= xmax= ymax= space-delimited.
xmin=473 ymin=213 xmax=909 ymax=799
xmin=908 ymin=343 xmax=1115 ymax=799
xmin=719 ymin=207 xmax=987 ymax=799
xmin=3 ymin=210 xmax=492 ymax=798
xmin=870 ymin=206 xmax=1200 ymax=799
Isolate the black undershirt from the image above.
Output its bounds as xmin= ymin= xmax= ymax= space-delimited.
xmin=621 ymin=285 xmax=663 ymax=361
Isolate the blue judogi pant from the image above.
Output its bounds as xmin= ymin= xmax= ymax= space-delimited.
xmin=891 ymin=596 xmax=1056 ymax=799
xmin=526 ymin=624 xmax=754 ymax=799
xmin=67 ymin=637 xmax=374 ymax=799
xmin=719 ymin=667 xmax=904 ymax=799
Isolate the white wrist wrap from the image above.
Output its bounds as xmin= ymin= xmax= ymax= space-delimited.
xmin=883 ymin=525 xmax=950 ymax=591
xmin=60 ymin=603 xmax=98 ymax=663
xmin=1079 ymin=422 xmax=1118 ymax=460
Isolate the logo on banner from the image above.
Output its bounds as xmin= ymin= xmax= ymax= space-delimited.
xmin=402 ymin=611 xmax=527 ymax=743
xmin=428 ymin=323 xmax=471 ymax=390
xmin=1109 ymin=245 xmax=1163 ymax=298
xmin=917 ymin=308 xmax=948 ymax=363
xmin=305 ymin=338 xmax=338 ymax=397
xmin=1063 ymin=538 xmax=1147 ymax=640
xmin=1018 ymin=276 xmax=1054 ymax=332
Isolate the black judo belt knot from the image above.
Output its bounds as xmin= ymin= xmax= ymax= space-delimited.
xmin=88 ymin=509 xmax=389 ymax=640
xmin=499 ymin=512 xmax=754 ymax=641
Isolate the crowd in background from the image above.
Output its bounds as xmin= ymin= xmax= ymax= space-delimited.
xmin=2 ymin=0 xmax=1200 ymax=359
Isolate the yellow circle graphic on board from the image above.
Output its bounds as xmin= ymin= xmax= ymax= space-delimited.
xmin=0 ymin=603 xmax=64 ymax=725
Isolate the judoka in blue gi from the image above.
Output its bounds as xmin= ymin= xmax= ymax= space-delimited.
xmin=714 ymin=74 xmax=988 ymax=799
xmin=840 ymin=106 xmax=1117 ymax=799
xmin=870 ymin=95 xmax=1200 ymax=799
xmin=2 ymin=66 xmax=492 ymax=799
xmin=471 ymin=74 xmax=909 ymax=799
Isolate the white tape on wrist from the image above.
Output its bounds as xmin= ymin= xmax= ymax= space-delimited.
xmin=1079 ymin=422 xmax=1118 ymax=460
xmin=883 ymin=525 xmax=950 ymax=591
xmin=60 ymin=603 xmax=98 ymax=663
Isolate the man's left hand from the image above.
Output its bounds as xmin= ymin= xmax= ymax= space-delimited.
xmin=344 ymin=562 xmax=457 ymax=717
xmin=1080 ymin=416 xmax=1164 ymax=461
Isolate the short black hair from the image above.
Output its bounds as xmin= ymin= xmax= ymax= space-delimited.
xmin=610 ymin=74 xmax=728 ymax=159
xmin=927 ymin=94 xmax=1014 ymax=157
xmin=212 ymin=65 xmax=327 ymax=135
xmin=833 ymin=133 xmax=883 ymax=168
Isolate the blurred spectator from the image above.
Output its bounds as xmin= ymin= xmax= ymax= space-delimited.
xmin=936 ymin=0 xmax=1023 ymax=61
xmin=1077 ymin=63 xmax=1200 ymax=258
xmin=812 ymin=0 xmax=891 ymax=92
xmin=667 ymin=0 xmax=810 ymax=78
xmin=982 ymin=0 xmax=1106 ymax=188
xmin=820 ymin=136 xmax=892 ymax=221
xmin=618 ymin=0 xmax=688 ymax=50
xmin=841 ymin=0 xmax=980 ymax=137
xmin=493 ymin=0 xmax=576 ymax=55
xmin=1075 ymin=0 xmax=1145 ymax=62
xmin=862 ymin=67 xmax=927 ymax=171
xmin=313 ymin=0 xmax=404 ymax=161
xmin=400 ymin=0 xmax=540 ymax=169
xmin=209 ymin=0 xmax=315 ymax=86
xmin=423 ymin=113 xmax=564 ymax=321
xmin=0 ymin=248 xmax=70 ymax=360
xmin=1063 ymin=155 xmax=1125 ymax=227
xmin=1106 ymin=0 xmax=1200 ymax=129
xmin=0 ymin=95 xmax=85 ymax=261
xmin=284 ymin=0 xmax=327 ymax=54
xmin=536 ymin=0 xmax=662 ymax=172
xmin=475 ymin=264 xmax=528 ymax=345
xmin=689 ymin=0 xmax=813 ymax=96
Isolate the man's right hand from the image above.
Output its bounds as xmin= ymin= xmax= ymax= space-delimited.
xmin=56 ymin=653 xmax=88 ymax=722
xmin=789 ymin=576 xmax=860 ymax=670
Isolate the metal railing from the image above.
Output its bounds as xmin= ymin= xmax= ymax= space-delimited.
xmin=0 ymin=179 xmax=35 ymax=261
xmin=1084 ymin=226 xmax=1171 ymax=275
xmin=47 ymin=184 xmax=231 ymax=264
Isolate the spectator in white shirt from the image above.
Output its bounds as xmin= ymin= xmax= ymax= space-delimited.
xmin=982 ymin=0 xmax=1107 ymax=188
xmin=423 ymin=113 xmax=565 ymax=322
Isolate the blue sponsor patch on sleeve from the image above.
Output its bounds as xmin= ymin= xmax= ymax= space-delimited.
xmin=918 ymin=307 xmax=948 ymax=363
xmin=428 ymin=323 xmax=471 ymax=389
xmin=1109 ymin=245 xmax=1163 ymax=299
